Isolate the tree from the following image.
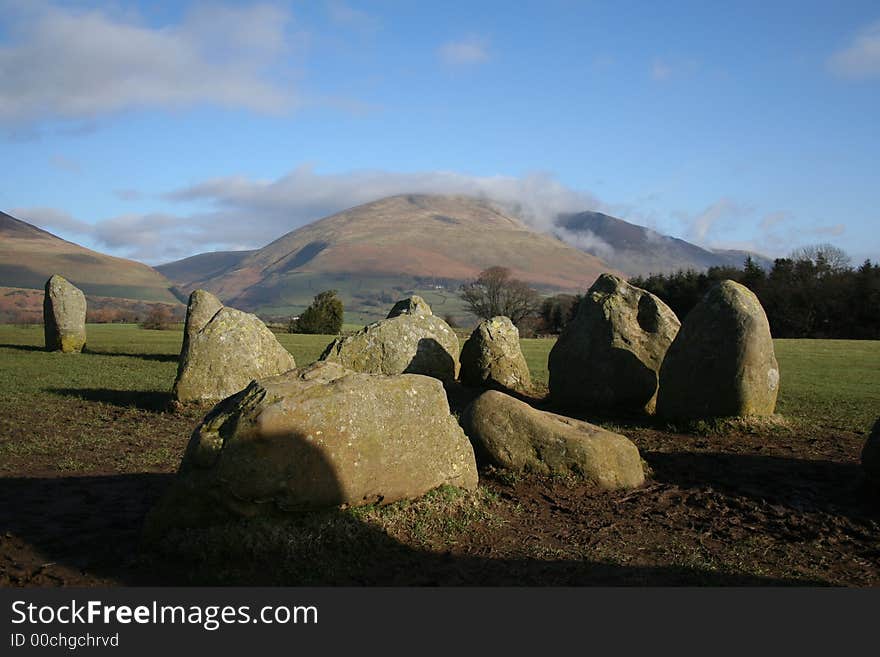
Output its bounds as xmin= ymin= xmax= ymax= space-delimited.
xmin=539 ymin=293 xmax=580 ymax=334
xmin=789 ymin=243 xmax=852 ymax=274
xmin=289 ymin=290 xmax=344 ymax=334
xmin=459 ymin=266 xmax=540 ymax=327
xmin=140 ymin=305 xmax=174 ymax=330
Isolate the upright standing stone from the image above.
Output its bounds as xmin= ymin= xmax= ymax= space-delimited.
xmin=657 ymin=280 xmax=779 ymax=420
xmin=172 ymin=290 xmax=296 ymax=403
xmin=548 ymin=274 xmax=680 ymax=414
xmin=43 ymin=275 xmax=87 ymax=353
xmin=459 ymin=316 xmax=531 ymax=393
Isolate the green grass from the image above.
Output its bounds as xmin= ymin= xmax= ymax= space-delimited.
xmin=773 ymin=339 xmax=880 ymax=432
xmin=1 ymin=325 xmax=877 ymax=442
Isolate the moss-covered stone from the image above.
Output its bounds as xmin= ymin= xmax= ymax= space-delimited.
xmin=459 ymin=316 xmax=531 ymax=393
xmin=172 ymin=291 xmax=295 ymax=403
xmin=548 ymin=274 xmax=680 ymax=414
xmin=147 ymin=362 xmax=478 ymax=534
xmin=657 ymin=280 xmax=779 ymax=420
xmin=43 ymin=274 xmax=86 ymax=353
xmin=386 ymin=295 xmax=432 ymax=318
xmin=320 ymin=311 xmax=458 ymax=381
xmin=462 ymin=390 xmax=645 ymax=489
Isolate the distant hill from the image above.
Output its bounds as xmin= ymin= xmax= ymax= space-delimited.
xmin=0 ymin=211 xmax=181 ymax=304
xmin=155 ymin=250 xmax=254 ymax=290
xmin=159 ymin=195 xmax=616 ymax=322
xmin=555 ymin=211 xmax=774 ymax=276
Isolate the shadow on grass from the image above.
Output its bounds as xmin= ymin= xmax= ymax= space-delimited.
xmin=47 ymin=387 xmax=173 ymax=412
xmin=0 ymin=343 xmax=179 ymax=363
xmin=0 ymin=473 xmax=826 ymax=587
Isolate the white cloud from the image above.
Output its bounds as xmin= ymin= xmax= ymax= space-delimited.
xmin=439 ymin=36 xmax=490 ymax=66
xmin=17 ymin=167 xmax=600 ymax=264
xmin=0 ymin=2 xmax=299 ymax=125
xmin=828 ymin=20 xmax=880 ymax=79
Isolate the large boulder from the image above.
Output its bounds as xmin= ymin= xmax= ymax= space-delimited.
xmin=656 ymin=280 xmax=779 ymax=420
xmin=548 ymin=274 xmax=680 ymax=414
xmin=172 ymin=290 xmax=296 ymax=403
xmin=147 ymin=362 xmax=478 ymax=533
xmin=862 ymin=418 xmax=880 ymax=486
xmin=462 ymin=390 xmax=645 ymax=489
xmin=320 ymin=306 xmax=459 ymax=381
xmin=43 ymin=275 xmax=87 ymax=353
xmin=459 ymin=316 xmax=531 ymax=393
xmin=387 ymin=295 xmax=432 ymax=319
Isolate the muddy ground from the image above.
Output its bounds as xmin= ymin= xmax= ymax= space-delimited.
xmin=1 ymin=385 xmax=877 ymax=587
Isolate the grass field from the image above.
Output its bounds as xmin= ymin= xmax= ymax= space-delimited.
xmin=1 ymin=324 xmax=878 ymax=586
xmin=1 ymin=325 xmax=877 ymax=432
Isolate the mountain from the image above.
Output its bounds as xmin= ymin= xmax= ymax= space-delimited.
xmin=555 ymin=211 xmax=774 ymax=276
xmin=160 ymin=194 xmax=616 ymax=322
xmin=0 ymin=210 xmax=181 ymax=304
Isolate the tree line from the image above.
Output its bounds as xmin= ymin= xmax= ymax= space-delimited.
xmin=630 ymin=244 xmax=880 ymax=339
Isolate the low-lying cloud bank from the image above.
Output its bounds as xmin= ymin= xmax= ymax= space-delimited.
xmin=14 ymin=168 xmax=602 ymax=264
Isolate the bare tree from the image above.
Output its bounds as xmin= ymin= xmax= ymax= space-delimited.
xmin=459 ymin=266 xmax=540 ymax=327
xmin=789 ymin=243 xmax=852 ymax=273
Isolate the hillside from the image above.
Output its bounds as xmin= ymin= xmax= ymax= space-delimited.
xmin=556 ymin=211 xmax=774 ymax=276
xmin=155 ymin=250 xmax=253 ymax=289
xmin=163 ymin=195 xmax=615 ymax=322
xmin=0 ymin=211 xmax=181 ymax=304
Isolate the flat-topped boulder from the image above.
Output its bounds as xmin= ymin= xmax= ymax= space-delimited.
xmin=320 ymin=302 xmax=459 ymax=381
xmin=172 ymin=290 xmax=296 ymax=403
xmin=43 ymin=274 xmax=87 ymax=353
xmin=147 ymin=362 xmax=478 ymax=534
xmin=657 ymin=280 xmax=779 ymax=419
xmin=459 ymin=316 xmax=531 ymax=393
xmin=549 ymin=274 xmax=680 ymax=414
xmin=462 ymin=390 xmax=645 ymax=489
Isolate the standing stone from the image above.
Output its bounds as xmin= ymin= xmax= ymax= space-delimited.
xmin=172 ymin=290 xmax=296 ymax=403
xmin=861 ymin=418 xmax=880 ymax=486
xmin=548 ymin=274 xmax=680 ymax=414
xmin=147 ymin=362 xmax=479 ymax=534
xmin=43 ymin=275 xmax=87 ymax=353
xmin=459 ymin=316 xmax=531 ymax=393
xmin=462 ymin=390 xmax=645 ymax=489
xmin=657 ymin=280 xmax=779 ymax=420
xmin=321 ymin=300 xmax=459 ymax=381
xmin=387 ymin=295 xmax=432 ymax=319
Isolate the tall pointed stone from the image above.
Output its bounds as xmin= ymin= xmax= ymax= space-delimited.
xmin=173 ymin=290 xmax=296 ymax=403
xmin=657 ymin=280 xmax=779 ymax=419
xmin=43 ymin=275 xmax=86 ymax=353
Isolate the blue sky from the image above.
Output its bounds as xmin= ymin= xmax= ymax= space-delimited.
xmin=0 ymin=0 xmax=878 ymax=265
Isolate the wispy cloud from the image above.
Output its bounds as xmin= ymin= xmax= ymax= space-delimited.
xmin=438 ymin=35 xmax=490 ymax=66
xmin=651 ymin=58 xmax=673 ymax=81
xmin=677 ymin=198 xmax=752 ymax=243
xmin=828 ymin=20 xmax=880 ymax=79
xmin=49 ymin=154 xmax=80 ymax=173
xmin=113 ymin=189 xmax=143 ymax=202
xmin=0 ymin=2 xmax=300 ymax=126
xmin=326 ymin=1 xmax=379 ymax=31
